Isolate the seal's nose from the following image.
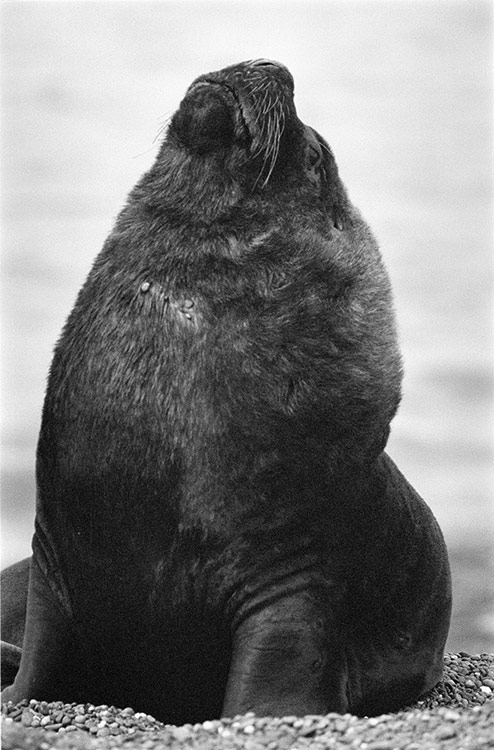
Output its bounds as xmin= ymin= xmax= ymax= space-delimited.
xmin=250 ymin=58 xmax=286 ymax=70
xmin=248 ymin=59 xmax=294 ymax=88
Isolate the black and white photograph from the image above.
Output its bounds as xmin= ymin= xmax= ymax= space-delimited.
xmin=1 ymin=1 xmax=493 ymax=746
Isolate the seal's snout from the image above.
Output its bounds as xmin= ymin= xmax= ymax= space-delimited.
xmin=248 ymin=59 xmax=294 ymax=88
xmin=172 ymin=86 xmax=235 ymax=155
xmin=168 ymin=59 xmax=300 ymax=188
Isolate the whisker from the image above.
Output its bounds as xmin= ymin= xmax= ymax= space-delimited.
xmin=153 ymin=114 xmax=173 ymax=144
xmin=245 ymin=80 xmax=288 ymax=189
xmin=319 ymin=140 xmax=333 ymax=156
xmin=261 ymin=113 xmax=283 ymax=187
xmin=245 ymin=80 xmax=265 ymax=97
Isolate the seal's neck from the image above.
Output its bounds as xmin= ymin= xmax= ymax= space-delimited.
xmin=134 ymin=143 xmax=247 ymax=225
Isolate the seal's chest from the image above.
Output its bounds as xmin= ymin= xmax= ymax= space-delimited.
xmin=135 ymin=279 xmax=204 ymax=331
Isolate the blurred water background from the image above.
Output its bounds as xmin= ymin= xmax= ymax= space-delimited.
xmin=1 ymin=0 xmax=493 ymax=653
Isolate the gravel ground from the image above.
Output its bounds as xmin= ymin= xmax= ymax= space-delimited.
xmin=2 ymin=653 xmax=493 ymax=749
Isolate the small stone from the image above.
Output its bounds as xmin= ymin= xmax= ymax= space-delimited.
xmin=299 ymin=726 xmax=317 ymax=737
xmin=334 ymin=718 xmax=349 ymax=732
xmin=277 ymin=737 xmax=297 ymax=750
xmin=245 ymin=741 xmax=266 ymax=750
xmin=436 ymin=726 xmax=457 ymax=740
xmin=243 ymin=724 xmax=256 ymax=734
xmin=172 ymin=726 xmax=191 ymax=742
xmin=443 ymin=709 xmax=461 ymax=721
xmin=483 ymin=678 xmax=494 ymax=689
xmin=202 ymin=720 xmax=216 ymax=732
xmin=40 ymin=716 xmax=53 ymax=726
xmin=96 ymin=727 xmax=110 ymax=737
xmin=480 ymin=685 xmax=492 ymax=694
xmin=21 ymin=710 xmax=33 ymax=727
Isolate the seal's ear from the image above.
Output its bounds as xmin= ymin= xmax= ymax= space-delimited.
xmin=306 ymin=127 xmax=345 ymax=231
xmin=332 ymin=206 xmax=344 ymax=232
xmin=305 ymin=127 xmax=324 ymax=187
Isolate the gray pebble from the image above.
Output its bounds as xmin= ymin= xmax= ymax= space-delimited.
xmin=172 ymin=725 xmax=191 ymax=742
xmin=436 ymin=725 xmax=457 ymax=740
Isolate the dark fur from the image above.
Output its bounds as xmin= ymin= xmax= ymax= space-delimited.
xmin=1 ymin=60 xmax=450 ymax=722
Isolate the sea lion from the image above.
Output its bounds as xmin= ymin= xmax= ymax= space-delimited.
xmin=1 ymin=59 xmax=451 ymax=723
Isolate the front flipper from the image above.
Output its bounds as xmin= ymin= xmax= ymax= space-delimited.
xmin=223 ymin=589 xmax=348 ymax=718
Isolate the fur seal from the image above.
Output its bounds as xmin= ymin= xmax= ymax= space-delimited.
xmin=1 ymin=59 xmax=451 ymax=723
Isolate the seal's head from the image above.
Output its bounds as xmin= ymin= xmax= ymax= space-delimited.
xmin=144 ymin=59 xmax=345 ymax=224
xmin=171 ymin=59 xmax=297 ymax=186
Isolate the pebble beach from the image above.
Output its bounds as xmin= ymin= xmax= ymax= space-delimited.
xmin=2 ymin=653 xmax=493 ymax=749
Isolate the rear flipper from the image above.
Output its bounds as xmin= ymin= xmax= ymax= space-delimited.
xmin=223 ymin=452 xmax=451 ymax=719
xmin=1 ymin=557 xmax=29 ymax=691
xmin=1 ymin=642 xmax=22 ymax=691
xmin=346 ymin=453 xmax=452 ymax=715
